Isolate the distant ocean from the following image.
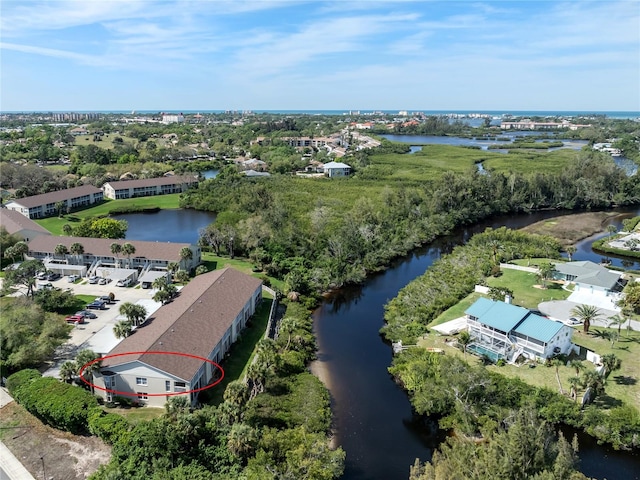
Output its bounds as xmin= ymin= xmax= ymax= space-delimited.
xmin=3 ymin=109 xmax=639 ymax=119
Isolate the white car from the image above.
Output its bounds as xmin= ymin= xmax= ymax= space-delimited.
xmin=116 ymin=278 xmax=131 ymax=287
xmin=67 ymin=274 xmax=79 ymax=283
xmin=98 ymin=277 xmax=109 ymax=285
xmin=88 ymin=276 xmax=99 ymax=284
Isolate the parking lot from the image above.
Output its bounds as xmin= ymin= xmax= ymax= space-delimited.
xmin=42 ymin=276 xmax=166 ymax=378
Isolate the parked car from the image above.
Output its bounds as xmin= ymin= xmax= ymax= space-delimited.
xmin=96 ymin=295 xmax=114 ymax=304
xmin=67 ymin=274 xmax=79 ymax=283
xmin=98 ymin=277 xmax=109 ymax=285
xmin=88 ymin=276 xmax=99 ymax=284
xmin=65 ymin=314 xmax=85 ymax=324
xmin=37 ymin=282 xmax=54 ymax=290
xmin=36 ymin=272 xmax=48 ymax=280
xmin=86 ymin=300 xmax=107 ymax=310
xmin=568 ymin=317 xmax=581 ymax=325
xmin=116 ymin=278 xmax=132 ymax=287
xmin=75 ymin=310 xmax=97 ymax=319
xmin=46 ymin=272 xmax=61 ymax=281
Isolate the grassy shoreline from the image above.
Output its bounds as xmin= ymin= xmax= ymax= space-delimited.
xmin=35 ymin=194 xmax=182 ymax=235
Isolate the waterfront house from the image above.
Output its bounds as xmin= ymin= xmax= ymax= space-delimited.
xmin=552 ymin=261 xmax=623 ymax=296
xmin=93 ymin=268 xmax=263 ymax=407
xmin=465 ymin=297 xmax=574 ymax=362
xmin=102 ymin=175 xmax=198 ymax=200
xmin=4 ymin=185 xmax=104 ymax=219
xmin=322 ymin=161 xmax=352 ymax=178
xmin=0 ymin=208 xmax=51 ymax=242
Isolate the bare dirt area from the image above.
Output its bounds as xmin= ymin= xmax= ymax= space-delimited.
xmin=0 ymin=401 xmax=111 ymax=480
xmin=520 ymin=211 xmax=620 ymax=245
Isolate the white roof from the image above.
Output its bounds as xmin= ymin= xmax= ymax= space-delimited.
xmin=323 ymin=161 xmax=351 ymax=169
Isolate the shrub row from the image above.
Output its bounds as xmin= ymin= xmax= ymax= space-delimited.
xmin=7 ymin=369 xmax=98 ymax=434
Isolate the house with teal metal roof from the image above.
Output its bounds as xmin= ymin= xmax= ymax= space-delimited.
xmin=465 ymin=298 xmax=574 ymax=363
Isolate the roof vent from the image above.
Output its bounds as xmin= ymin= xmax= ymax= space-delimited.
xmin=159 ymin=341 xmax=163 ymax=345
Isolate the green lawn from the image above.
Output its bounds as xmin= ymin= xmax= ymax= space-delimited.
xmin=103 ymin=406 xmax=164 ymax=424
xmin=206 ymin=297 xmax=273 ymax=405
xmin=201 ymin=252 xmax=285 ymax=291
xmin=35 ymin=195 xmax=182 ymax=235
xmin=429 ymin=267 xmax=570 ymax=328
xmin=74 ymin=134 xmax=138 ymax=150
xmin=485 ymin=268 xmax=571 ymax=309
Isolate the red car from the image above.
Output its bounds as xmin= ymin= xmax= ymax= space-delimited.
xmin=65 ymin=314 xmax=85 ymax=324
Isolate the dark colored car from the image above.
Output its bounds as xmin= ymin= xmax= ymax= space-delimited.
xmin=76 ymin=310 xmax=97 ymax=319
xmin=46 ymin=272 xmax=61 ymax=281
xmin=86 ymin=300 xmax=107 ymax=310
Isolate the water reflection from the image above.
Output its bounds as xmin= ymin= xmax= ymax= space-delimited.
xmin=315 ymin=206 xmax=640 ymax=480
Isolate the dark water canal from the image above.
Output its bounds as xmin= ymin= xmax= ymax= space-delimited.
xmin=116 ymin=204 xmax=640 ymax=479
xmin=313 ymin=207 xmax=640 ymax=480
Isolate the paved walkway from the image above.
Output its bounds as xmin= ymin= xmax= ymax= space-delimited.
xmin=0 ymin=389 xmax=35 ymax=480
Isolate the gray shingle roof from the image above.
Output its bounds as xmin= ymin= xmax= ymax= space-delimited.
xmin=102 ymin=268 xmax=262 ymax=380
xmin=0 ymin=209 xmax=51 ymax=235
xmin=104 ymin=175 xmax=198 ymax=190
xmin=6 ymin=185 xmax=102 ymax=209
xmin=28 ymin=235 xmax=193 ymax=263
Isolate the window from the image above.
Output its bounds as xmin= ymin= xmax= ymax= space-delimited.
xmin=174 ymin=381 xmax=186 ymax=392
xmin=136 ymin=377 xmax=147 ymax=386
xmin=165 ymin=380 xmax=171 ymax=392
xmin=137 ymin=392 xmax=148 ymax=400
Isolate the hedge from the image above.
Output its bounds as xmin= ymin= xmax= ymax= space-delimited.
xmin=87 ymin=407 xmax=130 ymax=445
xmin=6 ymin=369 xmax=98 ymax=434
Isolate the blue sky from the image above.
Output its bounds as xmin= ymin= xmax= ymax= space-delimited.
xmin=1 ymin=1 xmax=639 ymax=112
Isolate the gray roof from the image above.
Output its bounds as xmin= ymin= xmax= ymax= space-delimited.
xmin=0 ymin=208 xmax=51 ymax=236
xmin=323 ymin=161 xmax=351 ymax=169
xmin=6 ymin=185 xmax=102 ymax=209
xmin=104 ymin=175 xmax=198 ymax=190
xmin=553 ymin=261 xmax=621 ymax=289
xmin=28 ymin=235 xmax=194 ymax=263
xmin=102 ymin=268 xmax=262 ymax=380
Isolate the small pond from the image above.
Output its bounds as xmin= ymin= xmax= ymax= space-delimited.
xmin=114 ymin=209 xmax=216 ymax=244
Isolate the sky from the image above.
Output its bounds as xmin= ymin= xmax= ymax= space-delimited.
xmin=1 ymin=0 xmax=639 ymax=112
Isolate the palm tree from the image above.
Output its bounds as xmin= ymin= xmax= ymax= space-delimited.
xmin=606 ymin=224 xmax=618 ymax=237
xmin=223 ymin=380 xmax=249 ymax=408
xmin=279 ymin=316 xmax=300 ymax=351
xmin=608 ymin=315 xmax=626 ymax=341
xmin=565 ymin=245 xmax=576 ymax=262
xmin=581 ymin=370 xmax=605 ymax=403
xmin=167 ymin=261 xmax=179 ymax=273
xmin=121 ymin=242 xmax=136 ymax=268
xmin=119 ymin=302 xmax=148 ymax=327
xmin=487 ymin=239 xmax=503 ymax=265
xmin=227 ymin=423 xmax=257 ymax=459
xmin=110 ymin=242 xmax=122 ymax=267
xmin=54 ymin=243 xmax=69 ymax=260
xmin=113 ymin=320 xmax=133 ymax=339
xmin=537 ymin=262 xmax=556 ymax=289
xmin=69 ymin=242 xmax=84 ymax=265
xmin=570 ymin=304 xmax=601 ymax=334
xmin=62 ymin=223 xmax=73 ymax=236
xmin=75 ymin=349 xmax=101 ymax=393
xmin=11 ymin=241 xmax=28 ymax=261
xmin=179 ymin=247 xmax=193 ymax=271
xmin=567 ymin=376 xmax=580 ymax=402
xmin=600 ymin=353 xmax=622 ymax=380
xmin=551 ymin=358 xmax=565 ymax=395
xmin=59 ymin=360 xmax=77 ymax=384
xmin=569 ymin=360 xmax=585 ymax=378
xmin=457 ymin=330 xmax=473 ymax=360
